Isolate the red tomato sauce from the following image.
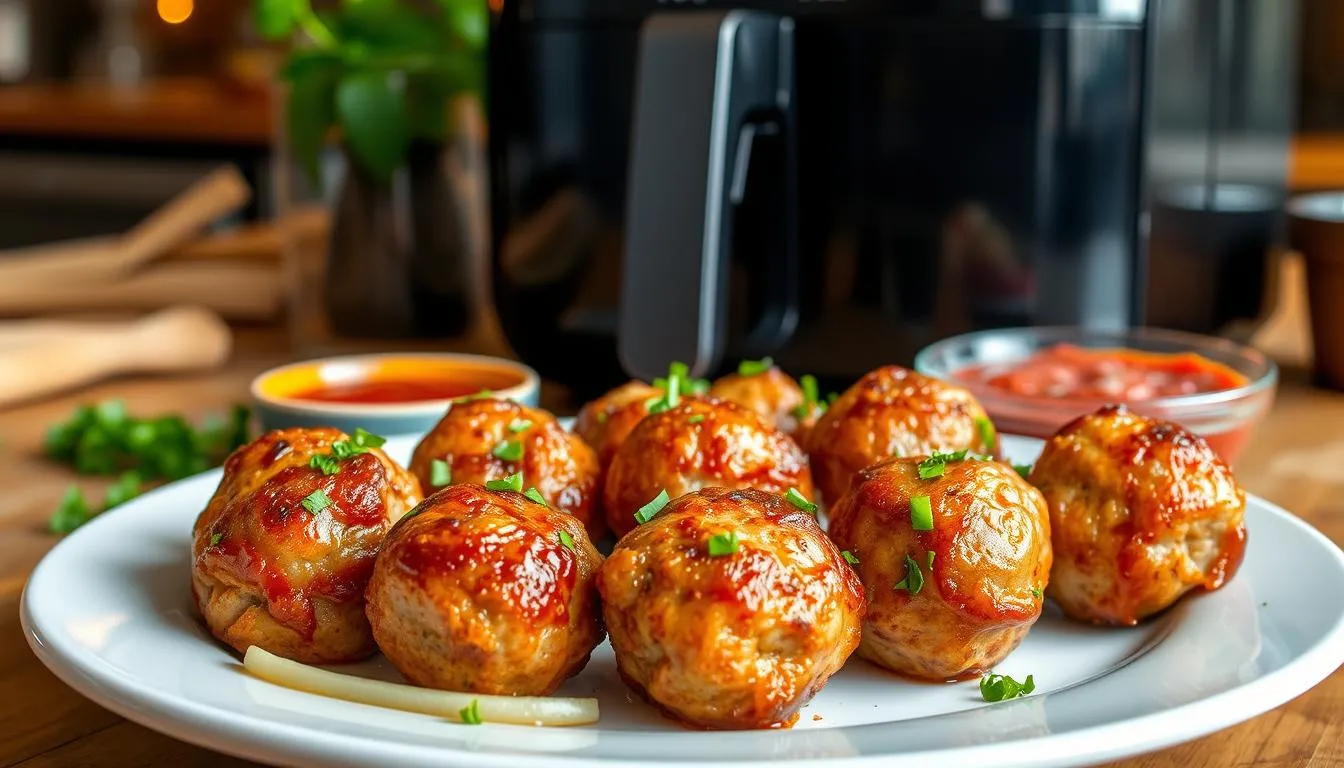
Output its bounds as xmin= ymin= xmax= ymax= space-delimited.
xmin=290 ymin=374 xmax=520 ymax=404
xmin=958 ymin=344 xmax=1247 ymax=401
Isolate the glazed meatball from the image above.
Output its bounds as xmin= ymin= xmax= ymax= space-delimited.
xmin=709 ymin=364 xmax=805 ymax=434
xmin=366 ymin=484 xmax=604 ymax=695
xmin=1029 ymin=404 xmax=1247 ymax=626
xmin=574 ymin=380 xmax=661 ymax=467
xmin=191 ymin=427 xmax=421 ymax=663
xmin=603 ymin=398 xmax=814 ymax=539
xmin=809 ymin=366 xmax=995 ymax=504
xmin=409 ymin=398 xmax=603 ymax=541
xmin=828 ymin=455 xmax=1051 ymax=681
xmin=599 ymin=488 xmax=864 ymax=729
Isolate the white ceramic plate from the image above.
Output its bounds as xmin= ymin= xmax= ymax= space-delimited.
xmin=22 ymin=436 xmax=1344 ymax=768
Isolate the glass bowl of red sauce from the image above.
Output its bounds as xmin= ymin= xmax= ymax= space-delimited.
xmin=914 ymin=327 xmax=1277 ymax=463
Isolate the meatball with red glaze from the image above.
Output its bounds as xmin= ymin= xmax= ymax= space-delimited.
xmin=409 ymin=398 xmax=603 ymax=541
xmin=366 ymin=484 xmax=604 ymax=695
xmin=599 ymin=488 xmax=864 ymax=729
xmin=828 ymin=455 xmax=1051 ymax=681
xmin=1029 ymin=404 xmax=1247 ymax=626
xmin=603 ymin=398 xmax=814 ymax=538
xmin=709 ymin=365 xmax=805 ymax=435
xmin=808 ymin=366 xmax=995 ymax=504
xmin=191 ymin=427 xmax=421 ymax=663
xmin=574 ymin=380 xmax=662 ymax=468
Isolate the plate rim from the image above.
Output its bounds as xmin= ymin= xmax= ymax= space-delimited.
xmin=20 ymin=440 xmax=1344 ymax=768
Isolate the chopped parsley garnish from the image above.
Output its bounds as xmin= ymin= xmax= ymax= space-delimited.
xmin=916 ymin=449 xmax=970 ymax=480
xmin=44 ymin=400 xmax=250 ymax=485
xmin=209 ymin=532 xmax=223 ymax=547
xmin=634 ymin=489 xmax=670 ymax=525
xmin=524 ymin=486 xmax=547 ymax=505
xmin=324 ymin=427 xmax=390 ymax=466
xmin=910 ymin=495 xmax=934 ymax=531
xmin=48 ymin=487 xmax=94 ymax=534
xmin=309 ymin=454 xmax=341 ymax=476
xmin=979 ymin=673 xmax=1035 ymax=702
xmin=492 ymin=439 xmax=524 ymax=462
xmin=784 ymin=488 xmax=818 ymax=515
xmin=841 ymin=550 xmax=860 ymax=566
xmin=459 ymin=698 xmax=484 ymax=725
xmin=687 ymin=414 xmax=706 ymax=424
xmin=557 ymin=529 xmax=575 ymax=551
xmin=927 ymin=550 xmax=936 ymax=569
xmin=792 ymin=374 xmax=827 ymax=419
xmin=302 ymin=488 xmax=332 ymax=514
xmin=894 ymin=553 xmax=925 ymax=594
xmin=1014 ymin=463 xmax=1033 ymax=479
xmin=104 ymin=470 xmax=143 ymax=509
xmin=508 ymin=419 xmax=533 ymax=433
xmin=454 ymin=389 xmax=494 ymax=404
xmin=48 ymin=468 xmax=147 ymax=534
xmin=1031 ymin=586 xmax=1043 ymax=599
xmin=737 ymin=357 xmax=774 ymax=376
xmin=707 ymin=531 xmax=740 ymax=556
xmin=352 ymin=427 xmax=386 ymax=449
xmin=654 ymin=362 xmax=710 ymax=401
xmin=646 ymin=373 xmax=681 ymax=414
xmin=485 ymin=472 xmax=524 ymax=493
xmin=975 ymin=417 xmax=997 ymax=450
xmin=430 ymin=459 xmax=452 ymax=488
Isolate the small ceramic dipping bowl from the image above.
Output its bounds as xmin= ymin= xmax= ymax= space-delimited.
xmin=251 ymin=353 xmax=540 ymax=436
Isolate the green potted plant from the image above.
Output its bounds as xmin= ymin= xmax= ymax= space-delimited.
xmin=257 ymin=0 xmax=489 ymax=340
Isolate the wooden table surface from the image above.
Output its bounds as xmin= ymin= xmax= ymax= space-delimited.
xmin=2 ymin=264 xmax=1342 ymax=767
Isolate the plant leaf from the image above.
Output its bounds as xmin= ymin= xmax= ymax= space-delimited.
xmin=287 ymin=60 xmax=338 ymax=188
xmin=255 ymin=0 xmax=299 ymax=40
xmin=335 ymin=70 xmax=409 ymax=182
xmin=438 ymin=0 xmax=488 ymax=51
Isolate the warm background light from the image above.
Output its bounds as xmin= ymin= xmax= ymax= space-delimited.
xmin=157 ymin=0 xmax=194 ymax=25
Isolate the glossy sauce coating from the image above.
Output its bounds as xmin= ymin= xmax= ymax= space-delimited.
xmin=709 ymin=367 xmax=806 ymax=435
xmin=827 ymin=456 xmax=1051 ymax=681
xmin=808 ymin=366 xmax=994 ymax=504
xmin=602 ymin=398 xmax=814 ymax=539
xmin=409 ymin=398 xmax=604 ymax=541
xmin=598 ymin=488 xmax=865 ymax=729
xmin=365 ymin=484 xmax=604 ymax=695
xmin=191 ymin=427 xmax=421 ymax=663
xmin=1029 ymin=404 xmax=1247 ymax=626
xmin=573 ymin=380 xmax=663 ymax=468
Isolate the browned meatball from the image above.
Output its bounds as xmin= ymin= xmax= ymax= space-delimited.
xmin=709 ymin=365 xmax=805 ymax=434
xmin=1029 ymin=404 xmax=1247 ymax=626
xmin=809 ymin=366 xmax=995 ymax=504
xmin=409 ymin=398 xmax=604 ymax=541
xmin=603 ymin=398 xmax=814 ymax=538
xmin=191 ymin=427 xmax=421 ymax=663
xmin=828 ymin=455 xmax=1051 ymax=681
xmin=574 ymin=380 xmax=661 ymax=468
xmin=366 ymin=484 xmax=604 ymax=695
xmin=598 ymin=488 xmax=864 ymax=729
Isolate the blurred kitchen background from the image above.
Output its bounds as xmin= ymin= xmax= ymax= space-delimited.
xmin=2 ymin=0 xmax=1344 ymax=399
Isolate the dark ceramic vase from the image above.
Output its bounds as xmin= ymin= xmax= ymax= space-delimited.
xmin=323 ymin=140 xmax=475 ymax=339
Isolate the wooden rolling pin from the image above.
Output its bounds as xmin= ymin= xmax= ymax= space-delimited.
xmin=0 ymin=262 xmax=283 ymax=321
xmin=0 ymin=166 xmax=252 ymax=285
xmin=0 ymin=307 xmax=232 ymax=408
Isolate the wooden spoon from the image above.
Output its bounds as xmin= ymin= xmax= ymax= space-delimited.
xmin=0 ymin=166 xmax=252 ymax=285
xmin=0 ymin=307 xmax=232 ymax=408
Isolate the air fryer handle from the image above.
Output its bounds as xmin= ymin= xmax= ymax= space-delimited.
xmin=618 ymin=11 xmax=794 ymax=380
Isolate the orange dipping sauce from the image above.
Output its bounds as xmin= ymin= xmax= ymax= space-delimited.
xmin=281 ymin=366 xmax=526 ymax=405
xmin=959 ymin=344 xmax=1247 ymax=401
